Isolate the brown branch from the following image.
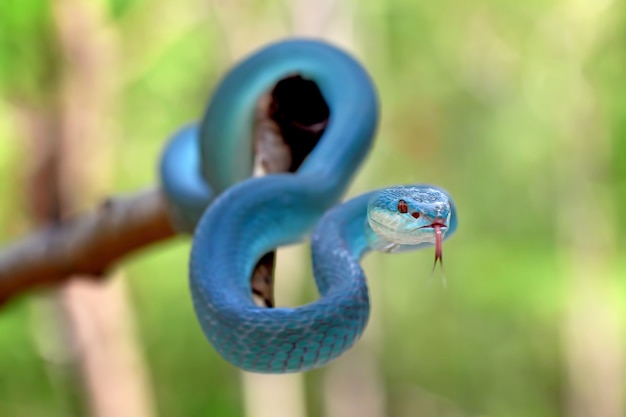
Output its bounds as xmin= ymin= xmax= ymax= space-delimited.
xmin=0 ymin=74 xmax=332 ymax=309
xmin=0 ymin=188 xmax=175 ymax=306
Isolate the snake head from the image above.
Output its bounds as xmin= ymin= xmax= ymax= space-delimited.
xmin=366 ymin=185 xmax=453 ymax=248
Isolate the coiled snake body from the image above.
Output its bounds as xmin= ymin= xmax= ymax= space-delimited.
xmin=160 ymin=39 xmax=458 ymax=373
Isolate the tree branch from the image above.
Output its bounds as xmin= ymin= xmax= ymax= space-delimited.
xmin=0 ymin=75 xmax=331 ymax=308
xmin=0 ymin=188 xmax=175 ymax=306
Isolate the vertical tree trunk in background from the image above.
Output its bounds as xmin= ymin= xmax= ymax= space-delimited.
xmin=207 ymin=3 xmax=306 ymax=417
xmin=290 ymin=0 xmax=354 ymax=50
xmin=554 ymin=2 xmax=624 ymax=417
xmin=559 ymin=85 xmax=624 ymax=417
xmin=209 ymin=2 xmax=387 ymax=417
xmin=294 ymin=2 xmax=389 ymax=417
xmin=26 ymin=2 xmax=157 ymax=417
xmin=559 ymin=98 xmax=624 ymax=417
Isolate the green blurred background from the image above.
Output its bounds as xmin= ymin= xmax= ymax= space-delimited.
xmin=0 ymin=0 xmax=624 ymax=416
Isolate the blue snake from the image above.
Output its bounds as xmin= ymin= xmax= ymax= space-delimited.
xmin=160 ymin=39 xmax=458 ymax=373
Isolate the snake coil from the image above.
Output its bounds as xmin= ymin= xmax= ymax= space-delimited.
xmin=160 ymin=39 xmax=457 ymax=373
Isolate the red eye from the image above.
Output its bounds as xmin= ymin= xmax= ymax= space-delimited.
xmin=411 ymin=212 xmax=420 ymax=219
xmin=398 ymin=199 xmax=408 ymax=213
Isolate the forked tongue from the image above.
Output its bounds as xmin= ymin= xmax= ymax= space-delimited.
xmin=431 ymin=224 xmax=446 ymax=286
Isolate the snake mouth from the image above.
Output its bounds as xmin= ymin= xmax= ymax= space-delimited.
xmin=420 ymin=222 xmax=447 ymax=230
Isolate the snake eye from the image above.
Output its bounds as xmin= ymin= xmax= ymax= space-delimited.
xmin=411 ymin=212 xmax=420 ymax=219
xmin=398 ymin=199 xmax=408 ymax=213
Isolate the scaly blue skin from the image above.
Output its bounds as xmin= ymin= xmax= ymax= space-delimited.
xmin=159 ymin=39 xmax=458 ymax=373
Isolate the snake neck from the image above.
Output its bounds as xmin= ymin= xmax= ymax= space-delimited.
xmin=311 ymin=192 xmax=377 ymax=295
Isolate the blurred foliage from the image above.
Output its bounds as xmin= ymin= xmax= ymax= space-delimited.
xmin=0 ymin=0 xmax=60 ymax=104
xmin=0 ymin=0 xmax=625 ymax=416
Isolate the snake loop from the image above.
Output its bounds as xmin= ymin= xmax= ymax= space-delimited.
xmin=160 ymin=39 xmax=457 ymax=373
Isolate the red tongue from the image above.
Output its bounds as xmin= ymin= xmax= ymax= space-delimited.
xmin=434 ymin=224 xmax=443 ymax=264
xmin=431 ymin=225 xmax=445 ymax=285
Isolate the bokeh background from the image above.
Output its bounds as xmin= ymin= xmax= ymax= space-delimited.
xmin=0 ymin=0 xmax=624 ymax=416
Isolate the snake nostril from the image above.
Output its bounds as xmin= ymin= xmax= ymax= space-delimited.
xmin=411 ymin=212 xmax=420 ymax=219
